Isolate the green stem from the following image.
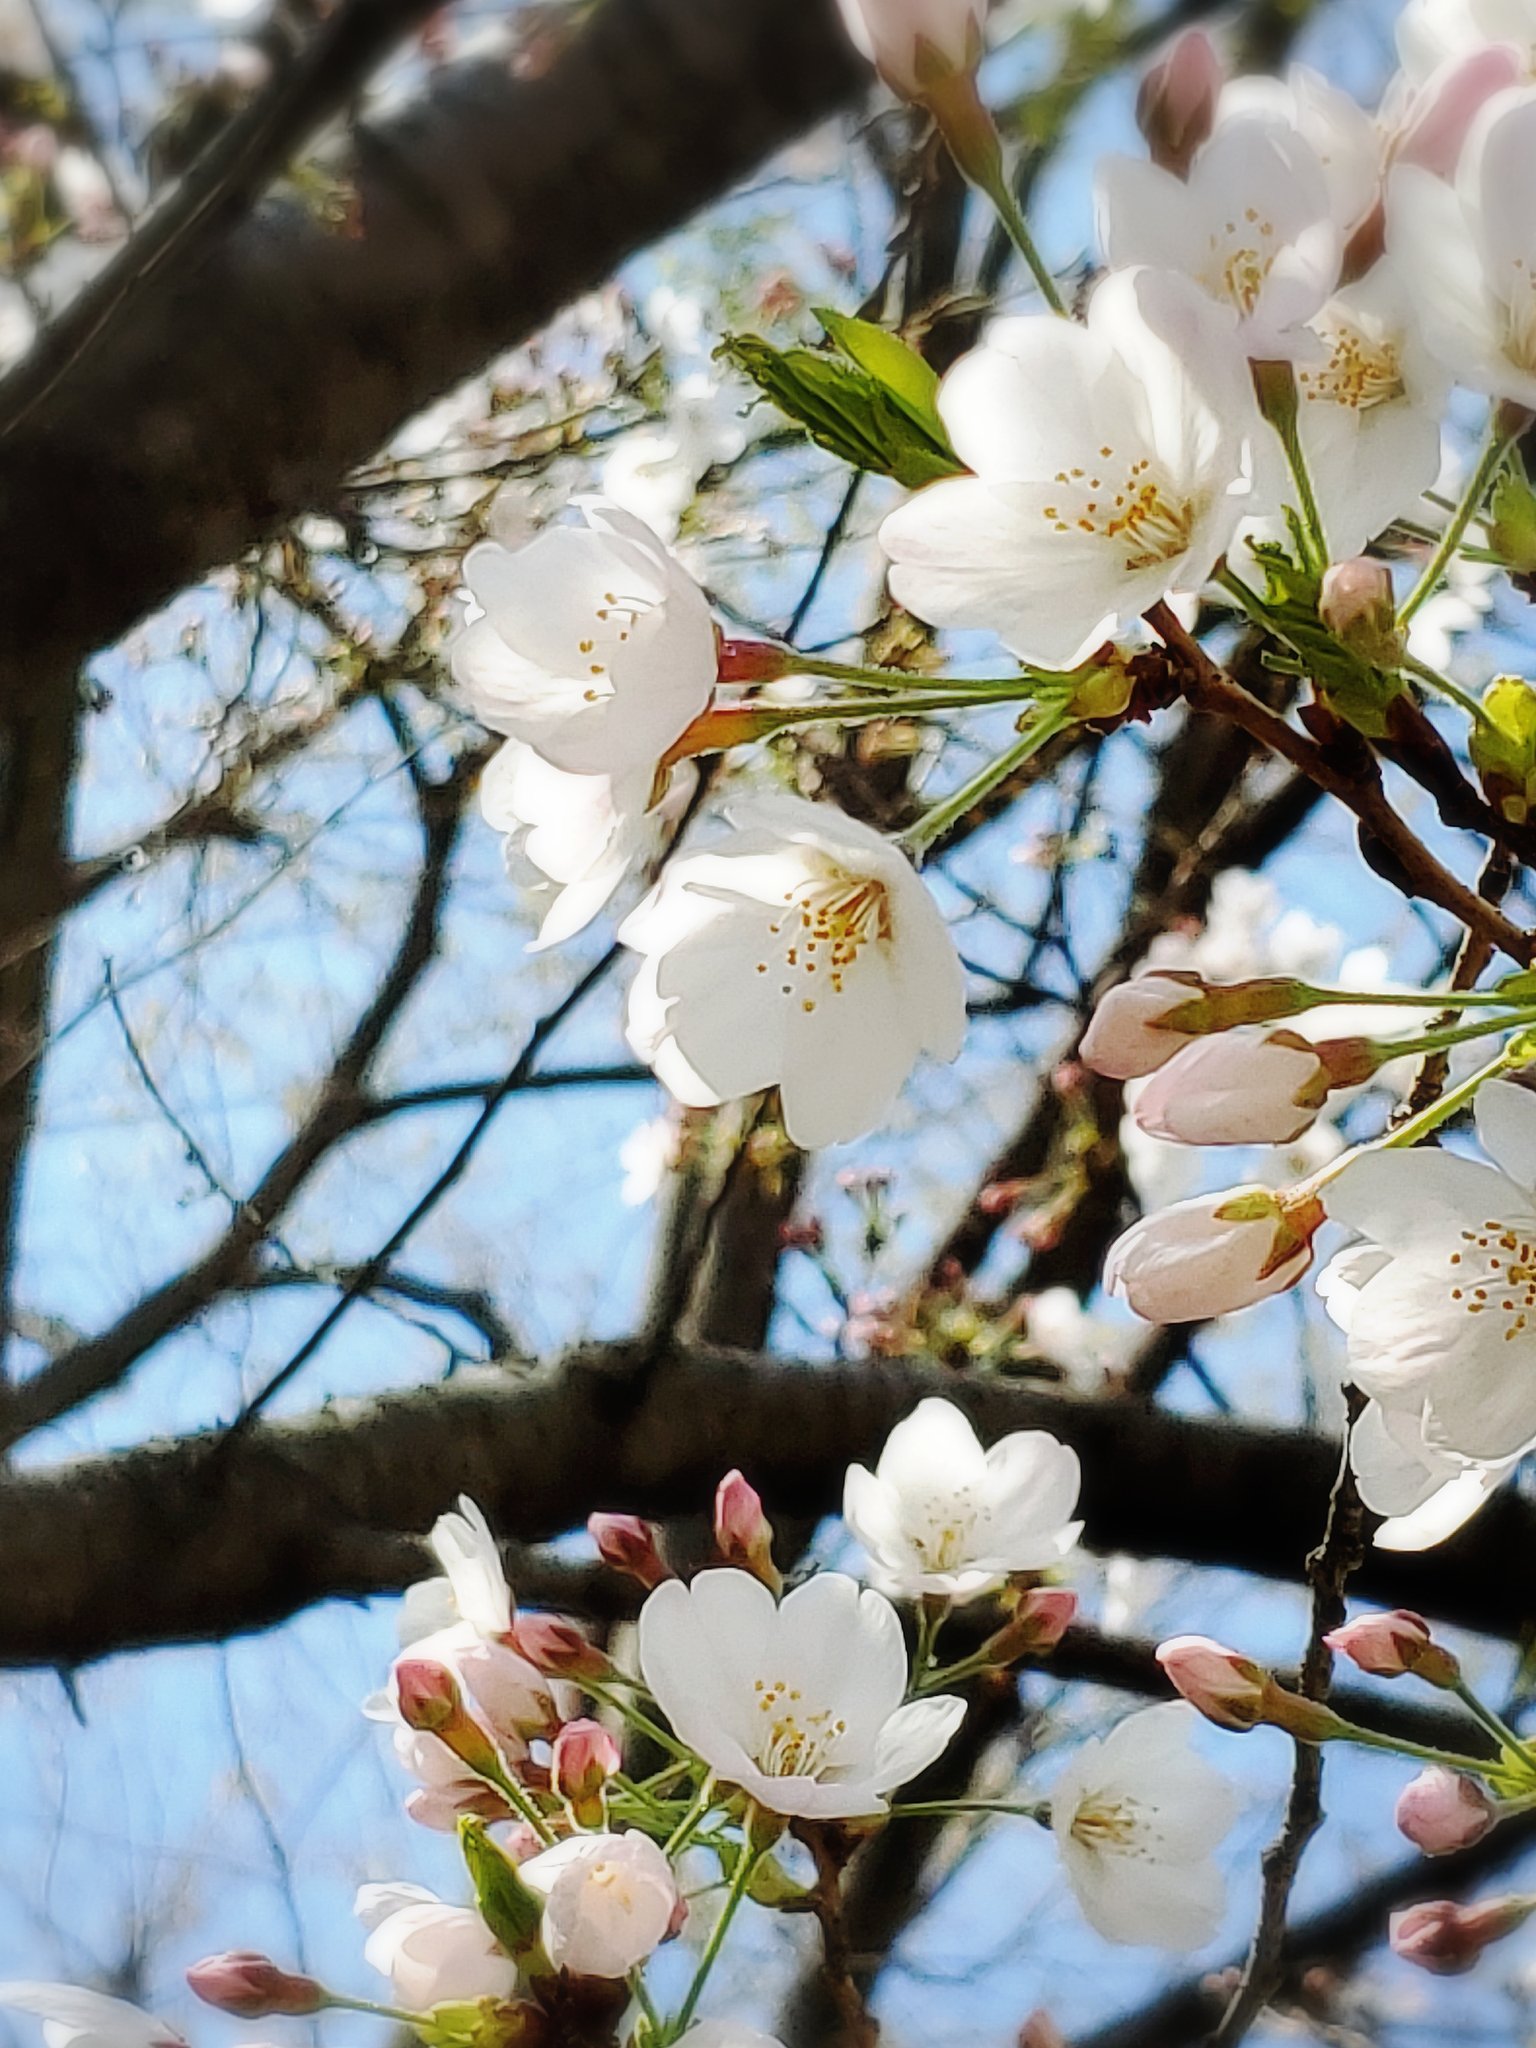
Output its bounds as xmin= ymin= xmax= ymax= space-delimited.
xmin=1361 ymin=1005 xmax=1536 ymax=1063
xmin=1401 ymin=652 xmax=1494 ymax=730
xmin=1452 ymin=1677 xmax=1536 ymax=1768
xmin=1310 ymin=1039 xmax=1536 ymax=1195
xmin=1216 ymin=562 xmax=1276 ymax=632
xmin=324 ymin=1995 xmax=434 ymax=2026
xmin=912 ymin=1597 xmax=947 ymax=1684
xmin=925 ymin=74 xmax=1066 ymax=316
xmin=1398 ymin=425 xmax=1514 ymax=629
xmin=661 ymin=1815 xmax=763 ymax=2044
xmin=791 ymin=652 xmax=1069 ymax=696
xmin=755 ymin=688 xmax=1045 ymax=729
xmin=900 ymin=707 xmax=1074 ymax=861
xmin=586 ymin=1679 xmax=695 ymax=1765
xmin=629 ymin=1967 xmax=665 ymax=2040
xmin=1340 ymin=1721 xmax=1506 ymax=1776
xmin=1257 ymin=362 xmax=1328 ymax=572
xmin=481 ymin=1755 xmax=558 ymax=1847
xmin=887 ymin=1796 xmax=1050 ymax=1823
xmin=663 ymin=1773 xmax=717 ymax=1859
xmin=973 ymin=168 xmax=1068 ymax=315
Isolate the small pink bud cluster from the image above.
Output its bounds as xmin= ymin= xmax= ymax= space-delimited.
xmin=187 ymin=1954 xmax=324 ymax=2019
xmin=983 ymin=1587 xmax=1078 ymax=1666
xmin=1391 ymin=1894 xmax=1536 ymax=1974
xmin=511 ymin=1612 xmax=615 ymax=1683
xmin=1135 ymin=29 xmax=1222 ymax=177
xmin=552 ymin=1718 xmax=622 ymax=1826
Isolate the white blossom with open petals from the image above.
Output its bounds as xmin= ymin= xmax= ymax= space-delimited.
xmin=1321 ymin=1079 xmax=1536 ymax=1463
xmin=620 ymin=794 xmax=965 ymax=1150
xmin=0 ymin=1989 xmax=183 ymax=2048
xmin=638 ymin=1568 xmax=966 ymax=1818
xmin=518 ymin=1832 xmax=679 ymax=1977
xmin=878 ymin=268 xmax=1258 ymax=669
xmin=480 ymin=739 xmax=697 ymax=952
xmin=843 ymin=1396 xmax=1082 ymax=1601
xmin=357 ymin=1883 xmax=519 ymax=2009
xmin=1096 ymin=118 xmax=1342 ymax=359
xmin=1049 ymin=1702 xmax=1238 ymax=1948
xmin=1216 ymin=66 xmax=1380 ymax=234
xmin=400 ymin=1494 xmax=512 ymax=1644
xmin=1387 ymin=86 xmax=1536 ymax=409
xmin=452 ymin=500 xmax=716 ymax=778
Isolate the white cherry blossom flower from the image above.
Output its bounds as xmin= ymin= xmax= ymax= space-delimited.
xmin=480 ymin=738 xmax=697 ymax=952
xmin=357 ymin=1882 xmax=519 ymax=2008
xmin=1322 ymin=1079 xmax=1536 ymax=1462
xmin=518 ymin=1832 xmax=679 ymax=1977
xmin=452 ymin=500 xmax=716 ymax=778
xmin=637 ymin=1567 xmax=966 ymax=1818
xmin=620 ymin=793 xmax=966 ymax=1150
xmin=1216 ymin=66 xmax=1381 ymax=234
xmin=879 ymin=267 xmax=1259 ymax=668
xmin=400 ymin=1494 xmax=512 ymax=1644
xmin=1387 ymin=86 xmax=1536 ymax=409
xmin=842 ymin=1396 xmax=1081 ymax=1600
xmin=0 ymin=1989 xmax=183 ymax=2048
xmin=1049 ymin=1702 xmax=1238 ymax=1948
xmin=1096 ymin=118 xmax=1342 ymax=359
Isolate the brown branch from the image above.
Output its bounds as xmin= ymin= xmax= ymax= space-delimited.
xmin=8 ymin=1346 xmax=1536 ymax=1666
xmin=1151 ymin=603 xmax=1534 ymax=963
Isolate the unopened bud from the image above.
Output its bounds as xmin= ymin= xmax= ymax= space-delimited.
xmin=394 ymin=1658 xmax=503 ymax=1778
xmin=1136 ymin=29 xmax=1223 ymax=176
xmin=1470 ymin=675 xmax=1536 ymax=824
xmin=552 ymin=1718 xmax=622 ymax=1824
xmin=985 ymin=1587 xmax=1078 ymax=1664
xmin=1320 ymin=558 xmax=1403 ymax=668
xmin=187 ymin=1954 xmax=324 ymax=2019
xmin=511 ymin=1613 xmax=615 ymax=1683
xmin=1391 ymin=1894 xmax=1536 ymax=1974
xmin=1396 ymin=1769 xmax=1499 ymax=1856
xmin=1156 ymin=1636 xmax=1270 ymax=1730
xmin=588 ymin=1513 xmax=670 ymax=1589
xmin=714 ymin=1469 xmax=781 ymax=1591
xmin=1324 ymin=1610 xmax=1461 ymax=1688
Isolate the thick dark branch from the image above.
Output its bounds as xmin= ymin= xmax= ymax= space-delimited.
xmin=7 ymin=1345 xmax=1536 ymax=1666
xmin=0 ymin=0 xmax=862 ymax=700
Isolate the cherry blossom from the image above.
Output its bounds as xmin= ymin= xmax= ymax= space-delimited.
xmin=399 ymin=1493 xmax=512 ymax=1644
xmin=1106 ymin=1183 xmax=1324 ymax=1321
xmin=1049 ymin=1702 xmax=1238 ymax=1948
xmin=878 ymin=268 xmax=1259 ymax=669
xmin=479 ymin=739 xmax=697 ymax=951
xmin=1081 ymin=970 xmax=1209 ymax=1079
xmin=1396 ymin=1769 xmax=1498 ymax=1853
xmin=0 ymin=1990 xmax=183 ymax=2048
xmin=356 ymin=1882 xmax=519 ymax=2008
xmin=1130 ymin=1029 xmax=1332 ymax=1145
xmin=1096 ymin=117 xmax=1342 ymax=358
xmin=1387 ymin=85 xmax=1536 ymax=409
xmin=518 ymin=1831 xmax=679 ymax=1977
xmin=1396 ymin=0 xmax=1536 ymax=87
xmin=637 ymin=1567 xmax=966 ymax=1818
xmin=1321 ymin=1078 xmax=1536 ymax=1461
xmin=452 ymin=499 xmax=716 ymax=778
xmin=621 ymin=794 xmax=966 ymax=1149
xmin=842 ymin=1396 xmax=1082 ymax=1601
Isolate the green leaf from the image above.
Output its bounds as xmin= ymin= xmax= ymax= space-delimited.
xmin=1488 ymin=450 xmax=1536 ymax=574
xmin=717 ymin=331 xmax=962 ymax=490
xmin=813 ymin=309 xmax=943 ymax=430
xmin=458 ymin=1817 xmax=545 ymax=1958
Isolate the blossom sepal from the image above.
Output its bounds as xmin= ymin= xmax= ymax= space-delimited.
xmin=457 ymin=1819 xmax=551 ymax=1974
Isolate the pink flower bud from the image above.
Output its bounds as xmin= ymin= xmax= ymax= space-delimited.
xmin=1105 ymin=1185 xmax=1323 ymax=1322
xmin=1156 ymin=1636 xmax=1270 ymax=1730
xmin=1391 ymin=1894 xmax=1536 ymax=1974
xmin=985 ymin=1587 xmax=1078 ymax=1664
xmin=1019 ymin=2016 xmax=1067 ymax=2048
xmin=1133 ymin=1030 xmax=1332 ymax=1146
xmin=511 ymin=1612 xmax=615 ymax=1683
xmin=1396 ymin=1770 xmax=1499 ymax=1856
xmin=552 ymin=1718 xmax=622 ymax=1823
xmin=1324 ymin=1611 xmax=1461 ymax=1687
xmin=186 ymin=1954 xmax=324 ymax=2019
xmin=714 ymin=1469 xmax=781 ymax=1590
xmin=1320 ymin=558 xmax=1403 ymax=667
xmin=588 ymin=1513 xmax=670 ymax=1589
xmin=394 ymin=1658 xmax=503 ymax=1778
xmin=1136 ymin=29 xmax=1223 ymax=176
xmin=1081 ymin=970 xmax=1209 ymax=1079
xmin=835 ymin=0 xmax=985 ymax=101
xmin=1390 ymin=45 xmax=1523 ymax=178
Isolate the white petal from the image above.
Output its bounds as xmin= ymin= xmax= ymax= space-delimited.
xmin=1474 ymin=1077 xmax=1536 ymax=1191
xmin=869 ymin=1694 xmax=968 ymax=1794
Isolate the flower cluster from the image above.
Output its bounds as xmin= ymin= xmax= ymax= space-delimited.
xmin=0 ymin=1401 xmax=1251 ymax=2048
